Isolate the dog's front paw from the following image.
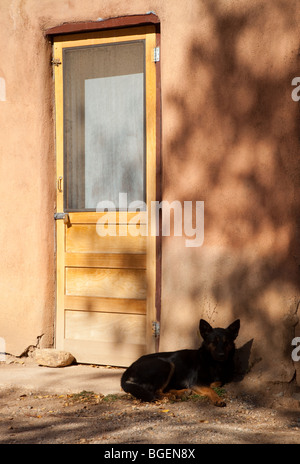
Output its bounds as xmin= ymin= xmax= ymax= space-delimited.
xmin=214 ymin=398 xmax=226 ymax=407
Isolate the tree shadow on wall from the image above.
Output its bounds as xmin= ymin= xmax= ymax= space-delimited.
xmin=163 ymin=0 xmax=300 ymax=378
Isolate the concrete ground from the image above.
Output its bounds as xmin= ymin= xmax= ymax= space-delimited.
xmin=0 ymin=360 xmax=125 ymax=396
xmin=1 ymin=359 xmax=300 ymax=444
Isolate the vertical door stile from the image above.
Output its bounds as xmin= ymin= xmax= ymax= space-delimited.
xmin=54 ymin=40 xmax=65 ymax=350
xmin=145 ymin=31 xmax=157 ymax=354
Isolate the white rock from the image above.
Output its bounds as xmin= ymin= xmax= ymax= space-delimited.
xmin=34 ymin=349 xmax=75 ymax=367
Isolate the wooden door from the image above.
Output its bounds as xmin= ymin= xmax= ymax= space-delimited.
xmin=53 ymin=27 xmax=157 ymax=366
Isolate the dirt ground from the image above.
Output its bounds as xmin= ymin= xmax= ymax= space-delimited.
xmin=1 ymin=374 xmax=300 ymax=444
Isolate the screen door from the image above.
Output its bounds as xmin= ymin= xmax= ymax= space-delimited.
xmin=54 ymin=27 xmax=157 ymax=366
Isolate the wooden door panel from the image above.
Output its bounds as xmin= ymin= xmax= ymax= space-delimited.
xmin=65 ymin=311 xmax=146 ymax=345
xmin=66 ymin=268 xmax=147 ymax=299
xmin=66 ymin=224 xmax=147 ymax=253
xmin=64 ymin=339 xmax=147 ymax=367
xmin=54 ymin=27 xmax=157 ymax=366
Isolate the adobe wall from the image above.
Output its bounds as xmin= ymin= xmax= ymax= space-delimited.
xmin=158 ymin=0 xmax=300 ymax=384
xmin=0 ymin=0 xmax=300 ymax=383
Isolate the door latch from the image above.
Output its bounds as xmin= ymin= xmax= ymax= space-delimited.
xmin=54 ymin=212 xmax=71 ymax=227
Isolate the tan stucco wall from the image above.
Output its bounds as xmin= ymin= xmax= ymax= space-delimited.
xmin=158 ymin=0 xmax=300 ymax=383
xmin=0 ymin=0 xmax=56 ymax=354
xmin=1 ymin=0 xmax=300 ymax=383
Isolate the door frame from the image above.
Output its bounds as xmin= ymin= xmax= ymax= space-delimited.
xmin=51 ymin=20 xmax=161 ymax=363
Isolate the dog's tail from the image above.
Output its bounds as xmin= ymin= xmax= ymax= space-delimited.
xmin=121 ymin=376 xmax=156 ymax=402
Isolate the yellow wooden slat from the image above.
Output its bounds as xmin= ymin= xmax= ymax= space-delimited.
xmin=65 ymin=252 xmax=146 ymax=269
xmin=66 ymin=224 xmax=147 ymax=254
xmin=66 ymin=268 xmax=147 ymax=299
xmin=54 ymin=26 xmax=155 ymax=49
xmin=64 ymin=295 xmax=146 ymax=314
xmin=68 ymin=212 xmax=147 ymax=224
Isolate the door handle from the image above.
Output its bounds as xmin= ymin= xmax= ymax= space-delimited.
xmin=54 ymin=212 xmax=71 ymax=226
xmin=57 ymin=176 xmax=63 ymax=192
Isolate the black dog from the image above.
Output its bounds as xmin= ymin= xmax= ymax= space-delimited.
xmin=121 ymin=319 xmax=240 ymax=407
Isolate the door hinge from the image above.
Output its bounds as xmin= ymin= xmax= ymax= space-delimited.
xmin=51 ymin=58 xmax=62 ymax=67
xmin=152 ymin=321 xmax=160 ymax=337
xmin=153 ymin=47 xmax=160 ymax=63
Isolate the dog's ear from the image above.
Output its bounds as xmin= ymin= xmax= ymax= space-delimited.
xmin=199 ymin=319 xmax=213 ymax=340
xmin=226 ymin=319 xmax=240 ymax=340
